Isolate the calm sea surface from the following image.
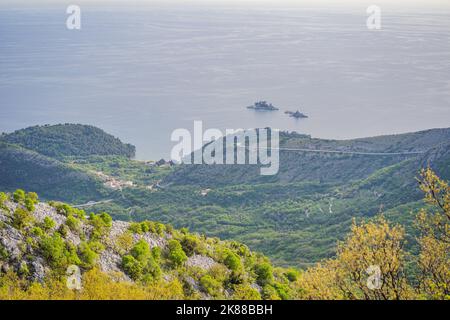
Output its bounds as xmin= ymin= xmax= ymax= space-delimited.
xmin=1 ymin=4 xmax=450 ymax=159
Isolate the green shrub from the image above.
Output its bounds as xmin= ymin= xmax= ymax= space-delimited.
xmin=78 ymin=242 xmax=99 ymax=269
xmin=54 ymin=203 xmax=73 ymax=216
xmin=89 ymin=212 xmax=112 ymax=240
xmin=24 ymin=192 xmax=39 ymax=211
xmin=129 ymin=221 xmax=159 ymax=235
xmin=42 ymin=216 xmax=56 ymax=232
xmin=98 ymin=212 xmax=112 ymax=227
xmin=165 ymin=224 xmax=174 ymax=234
xmin=122 ymin=255 xmax=143 ymax=280
xmin=0 ymin=192 xmax=8 ymax=208
xmin=26 ymin=236 xmax=37 ymax=248
xmin=58 ymin=224 xmax=69 ymax=238
xmin=128 ymin=222 xmax=143 ymax=234
xmin=88 ymin=241 xmax=105 ymax=254
xmin=12 ymin=208 xmax=34 ymax=230
xmin=0 ymin=244 xmax=9 ymax=259
xmin=254 ymin=263 xmax=273 ymax=286
xmin=223 ymin=250 xmax=242 ymax=272
xmin=200 ymin=275 xmax=222 ymax=297
xmin=131 ymin=240 xmax=151 ymax=262
xmin=26 ymin=192 xmax=38 ymax=204
xmin=66 ymin=215 xmax=80 ymax=232
xmin=181 ymin=234 xmax=202 ymax=256
xmin=13 ymin=189 xmax=25 ymax=203
xmin=155 ymin=223 xmax=165 ymax=236
xmin=40 ymin=232 xmax=80 ymax=270
xmin=261 ymin=284 xmax=280 ymax=300
xmin=122 ymin=240 xmax=161 ymax=281
xmin=24 ymin=198 xmax=35 ymax=212
xmin=143 ymin=256 xmax=161 ymax=281
xmin=144 ymin=221 xmax=157 ymax=233
xmin=284 ymin=268 xmax=299 ymax=282
xmin=168 ymin=240 xmax=187 ymax=268
xmin=53 ymin=203 xmax=85 ymax=220
xmin=152 ymin=246 xmax=161 ymax=262
xmin=208 ymin=264 xmax=228 ymax=283
xmin=140 ymin=222 xmax=150 ymax=233
xmin=272 ymin=282 xmax=291 ymax=300
xmin=31 ymin=227 xmax=44 ymax=237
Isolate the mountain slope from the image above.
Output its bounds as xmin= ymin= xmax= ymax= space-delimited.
xmin=165 ymin=128 xmax=450 ymax=187
xmin=0 ymin=142 xmax=109 ymax=203
xmin=103 ymin=131 xmax=450 ymax=266
xmin=0 ymin=192 xmax=301 ymax=300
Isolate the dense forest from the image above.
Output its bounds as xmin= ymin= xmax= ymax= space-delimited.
xmin=0 ymin=124 xmax=135 ymax=159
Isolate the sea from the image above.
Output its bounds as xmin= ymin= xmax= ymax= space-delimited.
xmin=1 ymin=1 xmax=450 ymax=159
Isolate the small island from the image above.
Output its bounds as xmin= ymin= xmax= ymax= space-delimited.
xmin=285 ymin=110 xmax=308 ymax=119
xmin=247 ymin=101 xmax=279 ymax=111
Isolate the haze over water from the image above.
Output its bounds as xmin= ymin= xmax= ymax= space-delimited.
xmin=1 ymin=2 xmax=450 ymax=159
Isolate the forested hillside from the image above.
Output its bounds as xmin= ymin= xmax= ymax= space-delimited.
xmin=165 ymin=128 xmax=450 ymax=186
xmin=0 ymin=142 xmax=110 ymax=203
xmin=0 ymin=124 xmax=135 ymax=159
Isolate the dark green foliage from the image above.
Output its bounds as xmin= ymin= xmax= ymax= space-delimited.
xmin=121 ymin=240 xmax=161 ymax=280
xmin=89 ymin=212 xmax=112 ymax=240
xmin=66 ymin=215 xmax=81 ymax=232
xmin=21 ymin=192 xmax=39 ymax=211
xmin=284 ymin=268 xmax=299 ymax=282
xmin=13 ymin=189 xmax=25 ymax=203
xmin=0 ymin=143 xmax=107 ymax=203
xmin=121 ymin=255 xmax=143 ymax=280
xmin=78 ymin=242 xmax=99 ymax=269
xmin=129 ymin=222 xmax=144 ymax=234
xmin=128 ymin=221 xmax=157 ymax=235
xmin=1 ymin=124 xmax=135 ymax=159
xmin=12 ymin=208 xmax=34 ymax=230
xmin=223 ymin=250 xmax=242 ymax=272
xmin=24 ymin=198 xmax=35 ymax=212
xmin=42 ymin=216 xmax=56 ymax=232
xmin=181 ymin=234 xmax=203 ymax=256
xmin=167 ymin=240 xmax=187 ymax=267
xmin=27 ymin=192 xmax=39 ymax=203
xmin=151 ymin=246 xmax=161 ymax=262
xmin=40 ymin=233 xmax=80 ymax=269
xmin=254 ymin=263 xmax=273 ymax=286
xmin=130 ymin=240 xmax=151 ymax=261
xmin=31 ymin=226 xmax=44 ymax=237
xmin=0 ymin=192 xmax=7 ymax=209
xmin=58 ymin=224 xmax=70 ymax=238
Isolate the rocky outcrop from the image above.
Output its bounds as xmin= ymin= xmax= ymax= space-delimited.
xmin=0 ymin=199 xmax=222 ymax=283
